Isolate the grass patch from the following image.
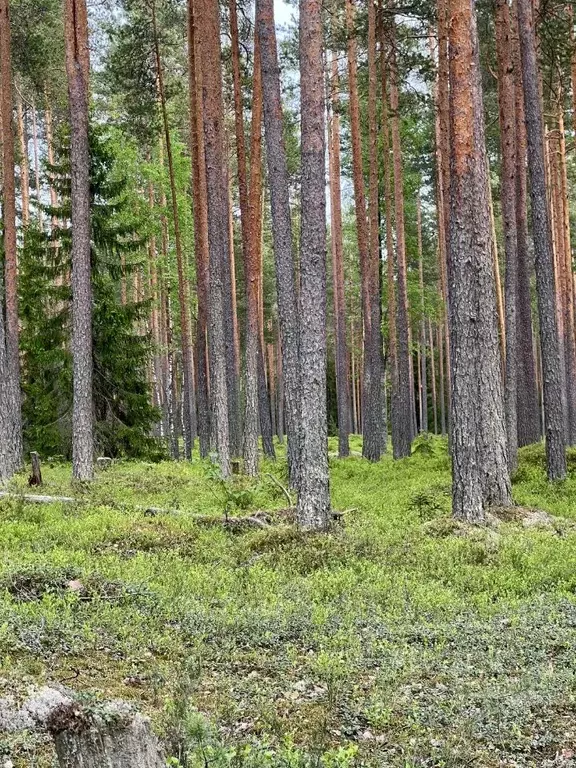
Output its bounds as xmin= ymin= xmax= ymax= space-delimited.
xmin=2 ymin=438 xmax=576 ymax=766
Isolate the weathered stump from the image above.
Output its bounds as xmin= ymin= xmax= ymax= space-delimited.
xmin=48 ymin=700 xmax=165 ymax=768
xmin=96 ymin=457 xmax=113 ymax=471
xmin=0 ymin=687 xmax=166 ymax=768
xmin=28 ymin=452 xmax=43 ymax=486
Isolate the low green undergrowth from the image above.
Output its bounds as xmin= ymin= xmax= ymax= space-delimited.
xmin=2 ymin=437 xmax=576 ymax=766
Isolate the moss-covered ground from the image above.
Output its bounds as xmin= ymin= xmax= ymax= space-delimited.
xmin=2 ymin=437 xmax=576 ymax=766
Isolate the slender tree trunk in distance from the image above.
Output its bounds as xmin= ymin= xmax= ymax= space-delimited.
xmin=346 ymin=0 xmax=378 ymax=461
xmin=437 ymin=0 xmax=452 ymax=427
xmin=151 ymin=0 xmax=196 ymax=459
xmin=225 ymin=170 xmax=241 ymax=457
xmin=257 ymin=0 xmax=301 ymax=488
xmin=495 ymin=0 xmax=518 ymax=473
xmin=517 ymin=0 xmax=566 ymax=479
xmin=328 ymin=51 xmax=351 ymax=458
xmin=417 ymin=195 xmax=428 ymax=432
xmin=429 ymin=320 xmax=438 ymax=433
xmin=159 ymin=179 xmax=180 ymax=459
xmin=488 ymin=178 xmax=506 ymax=369
xmin=255 ymin=190 xmax=275 ymax=456
xmin=249 ymin=37 xmax=276 ymax=461
xmin=16 ymin=94 xmax=30 ymax=226
xmin=165 ymin=290 xmax=180 ymax=460
xmin=187 ymin=0 xmax=211 ymax=457
xmin=379 ymin=6 xmax=395 ymax=450
xmin=557 ymin=105 xmax=576 ymax=445
xmin=389 ymin=18 xmax=412 ymax=459
xmin=275 ymin=321 xmax=284 ymax=442
xmin=364 ymin=0 xmax=385 ymax=461
xmin=197 ymin=0 xmax=231 ymax=478
xmin=267 ymin=338 xmax=277 ymax=440
xmin=65 ymin=0 xmax=93 ymax=481
xmin=546 ymin=129 xmax=566 ymax=433
xmin=248 ymin=40 xmax=276 ymax=459
xmin=230 ymin=8 xmax=273 ymax=472
xmin=296 ymin=0 xmax=330 ymax=530
xmin=511 ymin=0 xmax=540 ymax=447
xmin=147 ymin=181 xmax=164 ymax=430
xmin=448 ymin=0 xmax=511 ymax=520
xmin=351 ymin=320 xmax=358 ymax=434
xmin=438 ymin=323 xmax=446 ymax=434
xmin=45 ymin=98 xmax=60 ymax=234
xmin=31 ymin=105 xmax=43 ymax=229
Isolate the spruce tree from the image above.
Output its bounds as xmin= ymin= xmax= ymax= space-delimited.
xmin=20 ymin=126 xmax=160 ymax=459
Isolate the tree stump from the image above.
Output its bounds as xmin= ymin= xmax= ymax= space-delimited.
xmin=0 ymin=688 xmax=166 ymax=768
xmin=48 ymin=700 xmax=166 ymax=768
xmin=28 ymin=452 xmax=42 ymax=486
xmin=96 ymin=457 xmax=113 ymax=471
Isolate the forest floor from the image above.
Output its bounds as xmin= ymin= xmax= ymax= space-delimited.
xmin=2 ymin=437 xmax=576 ymax=766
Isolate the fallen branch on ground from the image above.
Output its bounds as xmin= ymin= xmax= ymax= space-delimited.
xmin=0 ymin=491 xmax=270 ymax=528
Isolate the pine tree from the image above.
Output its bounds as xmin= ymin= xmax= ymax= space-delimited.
xmin=495 ymin=0 xmax=519 ymax=473
xmin=64 ymin=0 xmax=93 ymax=480
xmin=328 ymin=51 xmax=351 ymax=458
xmin=197 ymin=0 xmax=231 ymax=478
xmin=0 ymin=0 xmax=24 ymax=481
xmin=297 ymin=0 xmax=330 ymax=529
xmin=448 ymin=0 xmax=511 ymax=520
xmin=516 ymin=0 xmax=567 ymax=480
xmin=257 ymin=0 xmax=301 ymax=488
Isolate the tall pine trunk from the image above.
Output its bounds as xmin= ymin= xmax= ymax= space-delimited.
xmin=511 ymin=0 xmax=540 ymax=446
xmin=197 ymin=0 xmax=231 ymax=478
xmin=65 ymin=0 xmax=93 ymax=481
xmin=517 ymin=0 xmax=567 ymax=479
xmin=296 ymin=0 xmax=330 ymax=530
xmin=187 ymin=0 xmax=211 ymax=458
xmin=437 ymin=0 xmax=451 ymax=431
xmin=364 ymin=0 xmax=385 ymax=461
xmin=389 ymin=17 xmax=412 ymax=458
xmin=417 ymin=195 xmax=428 ymax=433
xmin=257 ymin=0 xmax=301 ymax=488
xmin=495 ymin=0 xmax=518 ymax=473
xmin=556 ymin=104 xmax=576 ymax=445
xmin=16 ymin=94 xmax=30 ymax=227
xmin=152 ymin=0 xmax=196 ymax=460
xmin=230 ymin=6 xmax=274 ymax=473
xmin=346 ymin=0 xmax=378 ymax=461
xmin=0 ymin=0 xmax=23 ymax=481
xmin=248 ymin=36 xmax=276 ymax=462
xmin=448 ymin=0 xmax=511 ymax=520
xmin=224 ymin=169 xmax=241 ymax=458
xmin=328 ymin=52 xmax=351 ymax=458
xmin=379 ymin=8 xmax=396 ymax=448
